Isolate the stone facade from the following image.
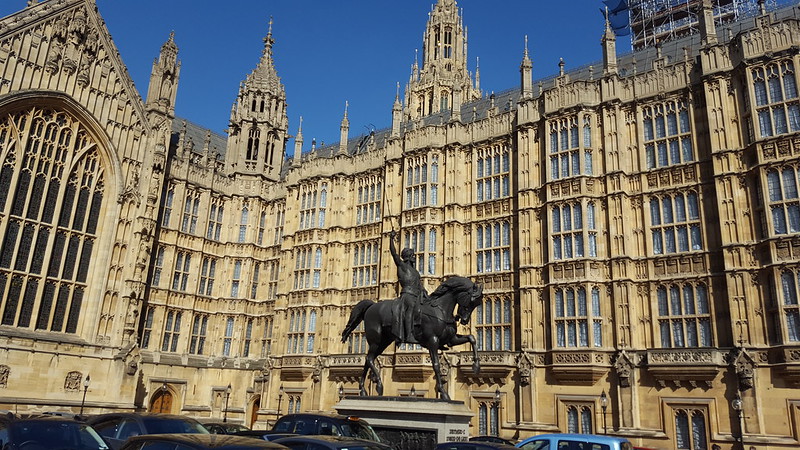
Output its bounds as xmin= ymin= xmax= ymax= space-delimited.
xmin=1 ymin=0 xmax=800 ymax=448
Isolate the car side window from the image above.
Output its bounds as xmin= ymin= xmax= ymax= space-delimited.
xmin=93 ymin=418 xmax=123 ymax=439
xmin=273 ymin=419 xmax=293 ymax=433
xmin=520 ymin=439 xmax=550 ymax=450
xmin=117 ymin=419 xmax=142 ymax=440
xmin=557 ymin=440 xmax=584 ymax=450
xmin=318 ymin=420 xmax=333 ymax=435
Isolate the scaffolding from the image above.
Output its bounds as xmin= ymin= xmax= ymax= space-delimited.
xmin=606 ymin=0 xmax=778 ymax=50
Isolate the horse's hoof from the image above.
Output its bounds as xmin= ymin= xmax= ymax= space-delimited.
xmin=440 ymin=393 xmax=451 ymax=401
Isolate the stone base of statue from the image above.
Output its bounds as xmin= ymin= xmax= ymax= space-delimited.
xmin=335 ymin=396 xmax=473 ymax=450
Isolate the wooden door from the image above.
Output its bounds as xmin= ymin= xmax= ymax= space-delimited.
xmin=149 ymin=390 xmax=173 ymax=413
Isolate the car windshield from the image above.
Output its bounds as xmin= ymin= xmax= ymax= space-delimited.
xmin=340 ymin=421 xmax=381 ymax=442
xmin=141 ymin=417 xmax=209 ymax=434
xmin=11 ymin=420 xmax=109 ymax=450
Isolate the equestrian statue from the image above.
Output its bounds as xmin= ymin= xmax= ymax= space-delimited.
xmin=341 ymin=230 xmax=483 ymax=400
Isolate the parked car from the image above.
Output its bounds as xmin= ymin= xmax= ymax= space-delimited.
xmin=271 ymin=414 xmax=381 ymax=442
xmin=470 ymin=435 xmax=517 ymax=445
xmin=87 ymin=413 xmax=208 ymax=449
xmin=273 ymin=435 xmax=392 ymax=450
xmin=235 ymin=430 xmax=298 ymax=441
xmin=118 ymin=433 xmax=287 ymax=449
xmin=0 ymin=414 xmax=110 ymax=450
xmin=202 ymin=421 xmax=250 ymax=435
xmin=438 ymin=442 xmax=518 ymax=450
xmin=516 ymin=433 xmax=634 ymax=450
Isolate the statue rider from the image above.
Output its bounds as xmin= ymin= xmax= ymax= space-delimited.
xmin=389 ymin=230 xmax=426 ymax=344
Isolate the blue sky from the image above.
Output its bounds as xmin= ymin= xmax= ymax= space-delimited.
xmin=0 ymin=1 xmax=608 ymax=149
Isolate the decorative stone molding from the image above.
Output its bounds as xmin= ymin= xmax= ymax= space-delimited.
xmin=64 ymin=371 xmax=83 ymax=392
xmin=456 ymin=351 xmax=515 ymax=385
xmin=280 ymin=356 xmax=317 ymax=381
xmin=392 ymin=352 xmax=433 ymax=382
xmin=326 ymin=354 xmax=366 ymax=383
xmin=549 ymin=351 xmax=610 ymax=385
xmin=0 ymin=365 xmax=8 ymax=388
xmin=516 ymin=352 xmax=533 ymax=387
xmin=730 ymin=348 xmax=755 ymax=391
xmin=613 ymin=350 xmax=635 ymax=388
xmin=645 ymin=348 xmax=724 ymax=389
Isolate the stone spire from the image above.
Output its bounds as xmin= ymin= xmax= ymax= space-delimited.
xmin=145 ymin=31 xmax=180 ymax=117
xmin=392 ymin=82 xmax=402 ymax=138
xmin=293 ymin=117 xmax=303 ymax=167
xmin=520 ymin=36 xmax=533 ymax=99
xmin=404 ymin=0 xmax=480 ymax=120
xmin=339 ymin=102 xmax=349 ymax=155
xmin=602 ymin=8 xmax=618 ymax=76
xmin=225 ymin=17 xmax=288 ymax=180
xmin=698 ymin=0 xmax=718 ymax=46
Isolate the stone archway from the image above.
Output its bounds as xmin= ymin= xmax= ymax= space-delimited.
xmin=149 ymin=389 xmax=173 ymax=413
xmin=249 ymin=395 xmax=261 ymax=428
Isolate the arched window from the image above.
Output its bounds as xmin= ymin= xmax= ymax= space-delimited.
xmin=0 ymin=107 xmax=106 ymax=333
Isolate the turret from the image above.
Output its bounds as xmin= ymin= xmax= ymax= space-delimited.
xmin=392 ymin=83 xmax=402 ymax=138
xmin=225 ymin=18 xmax=288 ymax=180
xmin=405 ymin=0 xmax=480 ymax=120
xmin=145 ymin=32 xmax=180 ymax=117
xmin=602 ymin=8 xmax=618 ymax=76
xmin=520 ymin=36 xmax=533 ymax=99
xmin=698 ymin=0 xmax=718 ymax=46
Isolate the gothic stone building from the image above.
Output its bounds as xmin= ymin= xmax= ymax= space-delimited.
xmin=1 ymin=0 xmax=800 ymax=448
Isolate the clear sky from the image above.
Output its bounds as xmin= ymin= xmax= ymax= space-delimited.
xmin=0 ymin=1 xmax=610 ymax=149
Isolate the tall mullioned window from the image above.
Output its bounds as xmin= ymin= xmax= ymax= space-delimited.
xmin=404 ymin=228 xmax=437 ymax=275
xmin=257 ymin=211 xmax=267 ymax=245
xmin=405 ymin=155 xmax=439 ymax=208
xmin=222 ymin=317 xmax=234 ymax=356
xmin=554 ymin=286 xmax=603 ymax=348
xmin=767 ymin=168 xmax=800 ymax=235
xmin=549 ymin=114 xmax=593 ymax=180
xmin=287 ymin=309 xmax=312 ymax=354
xmin=352 ymin=241 xmax=379 ymax=287
xmin=356 ymin=178 xmax=382 ymax=225
xmin=152 ymin=246 xmax=165 ymax=286
xmin=674 ymin=407 xmax=708 ymax=450
xmin=161 ymin=309 xmax=182 ymax=352
xmin=657 ymin=283 xmax=712 ymax=347
xmin=162 ymin=184 xmax=174 ymax=227
xmin=299 ymin=183 xmax=327 ymax=230
xmin=231 ymin=260 xmax=242 ymax=297
xmin=552 ymin=202 xmax=598 ymax=260
xmin=566 ymin=404 xmax=594 ymax=434
xmin=779 ymin=270 xmax=800 ymax=342
xmin=475 ymin=296 xmax=511 ymax=351
xmin=171 ymin=251 xmax=191 ymax=292
xmin=643 ymin=99 xmax=694 ymax=168
xmin=476 ymin=221 xmax=511 ymax=273
xmin=181 ymin=190 xmax=200 ymax=234
xmin=0 ymin=107 xmax=105 ymax=333
xmin=476 ymin=144 xmax=510 ymax=201
xmin=238 ymin=205 xmax=249 ymax=243
xmin=650 ymin=192 xmax=703 ymax=255
xmin=294 ymin=247 xmax=315 ymax=290
xmin=273 ymin=204 xmax=285 ymax=245
xmin=250 ymin=263 xmax=260 ymax=299
xmin=141 ymin=307 xmax=155 ymax=348
xmin=207 ymin=199 xmax=224 ymax=241
xmin=189 ymin=314 xmax=207 ymax=355
xmin=752 ymin=60 xmax=800 ymax=138
xmin=267 ymin=260 xmax=279 ymax=300
xmin=198 ymin=257 xmax=216 ymax=296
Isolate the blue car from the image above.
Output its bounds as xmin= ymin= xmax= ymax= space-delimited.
xmin=516 ymin=433 xmax=633 ymax=450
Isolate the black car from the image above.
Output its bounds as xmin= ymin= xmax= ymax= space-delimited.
xmin=119 ymin=433 xmax=287 ymax=449
xmin=0 ymin=414 xmax=110 ymax=450
xmin=202 ymin=422 xmax=250 ymax=435
xmin=87 ymin=413 xmax=208 ymax=449
xmin=469 ymin=435 xmax=516 ymax=445
xmin=271 ymin=414 xmax=380 ymax=442
xmin=235 ymin=430 xmax=297 ymax=442
xmin=273 ymin=435 xmax=392 ymax=450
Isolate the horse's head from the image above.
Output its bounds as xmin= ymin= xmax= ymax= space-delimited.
xmin=454 ymin=281 xmax=483 ymax=325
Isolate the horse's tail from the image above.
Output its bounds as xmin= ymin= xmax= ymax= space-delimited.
xmin=341 ymin=299 xmax=375 ymax=343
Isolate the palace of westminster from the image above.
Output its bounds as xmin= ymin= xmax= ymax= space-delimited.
xmin=1 ymin=0 xmax=800 ymax=447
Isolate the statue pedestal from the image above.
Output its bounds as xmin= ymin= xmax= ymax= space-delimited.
xmin=335 ymin=396 xmax=472 ymax=449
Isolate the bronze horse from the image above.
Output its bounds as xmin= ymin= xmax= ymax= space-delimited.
xmin=341 ymin=276 xmax=483 ymax=400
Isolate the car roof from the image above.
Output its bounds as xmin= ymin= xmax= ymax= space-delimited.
xmin=126 ymin=433 xmax=286 ymax=448
xmin=277 ymin=413 xmax=363 ymax=421
xmin=519 ymin=433 xmax=632 ymax=444
xmin=88 ymin=412 xmax=197 ymax=422
xmin=274 ymin=435 xmax=389 ymax=445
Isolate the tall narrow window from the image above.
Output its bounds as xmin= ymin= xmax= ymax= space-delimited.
xmin=198 ymin=257 xmax=216 ymax=296
xmin=318 ymin=183 xmax=327 ymax=228
xmin=352 ymin=241 xmax=379 ymax=287
xmin=231 ymin=260 xmax=242 ymax=298
xmin=189 ymin=314 xmax=207 ymax=355
xmin=475 ymin=296 xmax=512 ymax=351
xmin=554 ymin=286 xmax=603 ymax=348
xmin=752 ymin=60 xmax=800 ymax=138
xmin=238 ymin=206 xmax=249 ymax=243
xmin=766 ymin=168 xmax=800 ymax=235
xmin=299 ymin=183 xmax=326 ymax=230
xmin=250 ymin=263 xmax=260 ymax=299
xmin=222 ymin=317 xmax=234 ymax=356
xmin=273 ymin=204 xmax=285 ymax=245
xmin=161 ymin=310 xmax=182 ymax=352
xmin=181 ymin=191 xmax=200 ymax=234
xmin=207 ymin=199 xmax=224 ymax=241
xmin=312 ymin=248 xmax=322 ymax=288
xmin=347 ymin=321 xmax=367 ymax=354
xmin=152 ymin=247 xmax=165 ymax=287
xmin=779 ymin=270 xmax=800 ymax=342
xmin=552 ymin=202 xmax=594 ymax=260
xmin=355 ymin=177 xmax=382 ymax=225
xmin=261 ymin=317 xmax=273 ymax=357
xmin=657 ymin=283 xmax=712 ymax=347
xmin=171 ymin=252 xmax=191 ymax=292
xmin=162 ymin=184 xmax=174 ymax=227
xmin=0 ymin=107 xmax=105 ymax=332
xmin=549 ymin=115 xmax=591 ymax=180
xmin=141 ymin=307 xmax=155 ymax=349
xmin=294 ymin=248 xmax=313 ymax=290
xmin=307 ymin=310 xmax=317 ymax=353
xmin=405 ymin=156 xmax=438 ymax=208
xmin=566 ymin=404 xmax=593 ymax=434
xmin=476 ymin=145 xmax=510 ymax=202
xmin=242 ymin=318 xmax=253 ymax=357
xmin=404 ymin=228 xmax=437 ymax=275
xmin=257 ymin=211 xmax=267 ymax=245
